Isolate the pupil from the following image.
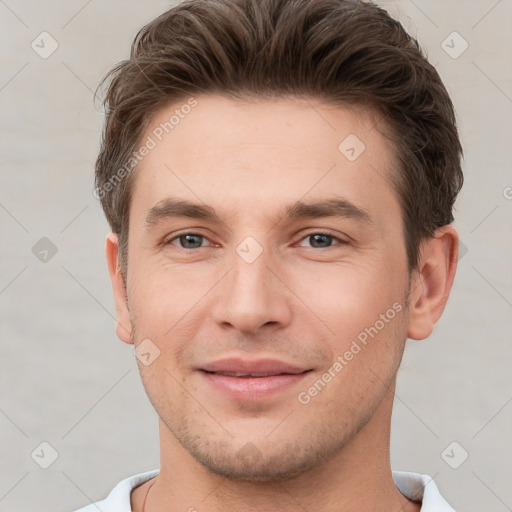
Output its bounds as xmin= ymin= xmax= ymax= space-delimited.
xmin=182 ymin=234 xmax=201 ymax=248
xmin=311 ymin=234 xmax=330 ymax=248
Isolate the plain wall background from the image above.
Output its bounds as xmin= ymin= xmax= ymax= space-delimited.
xmin=1 ymin=1 xmax=511 ymax=511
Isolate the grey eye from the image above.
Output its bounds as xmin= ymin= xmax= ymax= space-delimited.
xmin=171 ymin=234 xmax=206 ymax=249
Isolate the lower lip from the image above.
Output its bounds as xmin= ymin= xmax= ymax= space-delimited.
xmin=200 ymin=371 xmax=311 ymax=401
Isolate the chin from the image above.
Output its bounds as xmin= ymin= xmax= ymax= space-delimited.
xmin=191 ymin=443 xmax=319 ymax=482
xmin=174 ymin=422 xmax=351 ymax=483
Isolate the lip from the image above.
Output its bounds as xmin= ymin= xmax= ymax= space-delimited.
xmin=198 ymin=358 xmax=312 ymax=401
xmin=200 ymin=358 xmax=308 ymax=375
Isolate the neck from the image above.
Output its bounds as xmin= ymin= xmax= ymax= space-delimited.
xmin=133 ymin=385 xmax=420 ymax=512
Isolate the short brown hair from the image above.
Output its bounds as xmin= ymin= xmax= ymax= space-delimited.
xmin=95 ymin=0 xmax=463 ymax=277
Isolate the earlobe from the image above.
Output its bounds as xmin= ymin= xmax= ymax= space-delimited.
xmin=406 ymin=225 xmax=459 ymax=341
xmin=105 ymin=232 xmax=133 ymax=344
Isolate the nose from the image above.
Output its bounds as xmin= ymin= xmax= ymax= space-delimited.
xmin=210 ymin=243 xmax=292 ymax=335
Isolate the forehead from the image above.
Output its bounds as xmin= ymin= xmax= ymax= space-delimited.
xmin=129 ymin=94 xmax=400 ymax=229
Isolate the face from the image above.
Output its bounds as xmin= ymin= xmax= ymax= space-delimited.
xmin=115 ymin=95 xmax=415 ymax=480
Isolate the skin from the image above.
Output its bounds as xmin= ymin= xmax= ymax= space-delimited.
xmin=105 ymin=95 xmax=458 ymax=511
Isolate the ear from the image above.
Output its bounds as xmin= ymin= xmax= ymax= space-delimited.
xmin=406 ymin=225 xmax=459 ymax=341
xmin=105 ymin=232 xmax=133 ymax=344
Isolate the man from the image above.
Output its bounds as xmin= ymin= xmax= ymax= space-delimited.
xmin=74 ymin=0 xmax=463 ymax=510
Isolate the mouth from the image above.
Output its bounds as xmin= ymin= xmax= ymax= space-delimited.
xmin=202 ymin=370 xmax=308 ymax=378
xmin=197 ymin=358 xmax=313 ymax=401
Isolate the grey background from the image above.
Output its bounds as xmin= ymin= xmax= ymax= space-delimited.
xmin=1 ymin=1 xmax=511 ymax=511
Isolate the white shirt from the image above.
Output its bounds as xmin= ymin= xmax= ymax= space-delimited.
xmin=71 ymin=469 xmax=455 ymax=511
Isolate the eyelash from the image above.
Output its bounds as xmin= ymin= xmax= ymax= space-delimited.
xmin=163 ymin=231 xmax=346 ymax=251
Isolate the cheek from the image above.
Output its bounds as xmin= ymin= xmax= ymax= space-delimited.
xmin=129 ymin=260 xmax=205 ymax=327
xmin=128 ymin=263 xmax=214 ymax=377
xmin=288 ymin=256 xmax=407 ymax=344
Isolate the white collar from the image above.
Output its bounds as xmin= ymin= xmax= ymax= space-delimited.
xmin=72 ymin=469 xmax=455 ymax=511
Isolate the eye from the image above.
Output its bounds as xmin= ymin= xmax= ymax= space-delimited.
xmin=297 ymin=232 xmax=344 ymax=249
xmin=164 ymin=231 xmax=345 ymax=251
xmin=166 ymin=233 xmax=209 ymax=249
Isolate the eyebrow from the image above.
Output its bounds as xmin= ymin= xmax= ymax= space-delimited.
xmin=144 ymin=196 xmax=372 ymax=228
